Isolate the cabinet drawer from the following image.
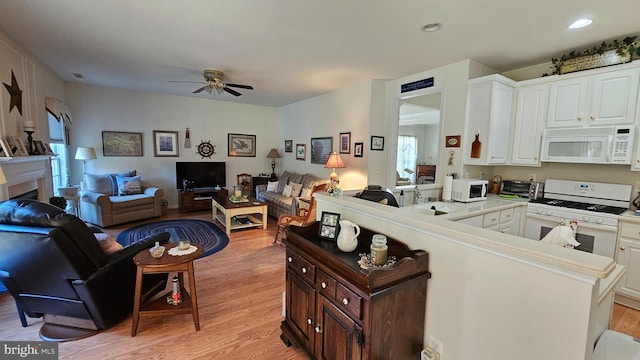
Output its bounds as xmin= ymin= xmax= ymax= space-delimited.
xmin=483 ymin=211 xmax=500 ymax=227
xmin=500 ymin=208 xmax=514 ymax=223
xmin=286 ymin=249 xmax=316 ymax=284
xmin=317 ymin=270 xmax=336 ymax=298
xmin=336 ymin=283 xmax=362 ymax=319
xmin=620 ymin=222 xmax=640 ymax=239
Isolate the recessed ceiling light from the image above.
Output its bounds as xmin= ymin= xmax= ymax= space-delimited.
xmin=422 ymin=23 xmax=443 ymax=32
xmin=568 ymin=18 xmax=593 ymax=29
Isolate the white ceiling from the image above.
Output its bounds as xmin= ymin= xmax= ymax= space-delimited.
xmin=0 ymin=1 xmax=638 ymax=107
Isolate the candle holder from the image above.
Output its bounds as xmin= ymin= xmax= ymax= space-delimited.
xmin=24 ymin=130 xmax=35 ymax=155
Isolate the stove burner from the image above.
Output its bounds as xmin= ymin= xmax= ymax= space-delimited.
xmin=530 ymin=198 xmax=628 ymax=215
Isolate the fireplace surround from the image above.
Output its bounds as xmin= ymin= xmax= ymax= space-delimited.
xmin=0 ymin=155 xmax=52 ymax=202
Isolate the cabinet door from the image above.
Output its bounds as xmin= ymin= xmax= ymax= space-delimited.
xmin=616 ymin=237 xmax=640 ymax=300
xmin=286 ymin=272 xmax=316 ymax=351
xmin=456 ymin=215 xmax=483 ymax=227
xmin=512 ymin=84 xmax=548 ymax=165
xmin=547 ymin=77 xmax=588 ymax=127
xmin=590 ymin=69 xmax=639 ymax=126
xmin=487 ymin=81 xmax=514 ymax=164
xmin=315 ymin=295 xmax=363 ymax=360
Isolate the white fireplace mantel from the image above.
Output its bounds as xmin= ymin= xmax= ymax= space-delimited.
xmin=0 ymin=155 xmax=53 ymax=201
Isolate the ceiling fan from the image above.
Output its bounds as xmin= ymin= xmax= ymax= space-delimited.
xmin=170 ymin=69 xmax=253 ymax=96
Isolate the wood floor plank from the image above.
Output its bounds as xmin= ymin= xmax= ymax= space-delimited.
xmin=0 ymin=210 xmax=307 ymax=359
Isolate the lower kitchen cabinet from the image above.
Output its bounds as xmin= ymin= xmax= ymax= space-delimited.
xmin=455 ymin=206 xmax=523 ymax=236
xmin=280 ymin=223 xmax=431 ymax=360
xmin=615 ymin=219 xmax=640 ymax=309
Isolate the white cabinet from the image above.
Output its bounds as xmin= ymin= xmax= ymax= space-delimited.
xmin=455 ymin=206 xmax=521 ymax=236
xmin=615 ymin=220 xmax=640 ymax=309
xmin=464 ymin=75 xmax=515 ymax=165
xmin=547 ymin=68 xmax=639 ymax=128
xmin=511 ymin=83 xmax=549 ymax=165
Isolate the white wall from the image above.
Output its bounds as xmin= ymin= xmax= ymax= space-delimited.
xmin=65 ymin=83 xmax=278 ymax=207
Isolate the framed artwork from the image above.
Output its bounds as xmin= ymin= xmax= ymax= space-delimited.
xmin=153 ymin=130 xmax=179 ymax=157
xmin=310 ymin=136 xmax=333 ymax=164
xmin=8 ymin=136 xmax=28 ymax=156
xmin=296 ymin=143 xmax=306 ymax=160
xmin=33 ymin=140 xmax=47 ymax=155
xmin=44 ymin=143 xmax=55 ymax=155
xmin=228 ymin=133 xmax=256 ymax=157
xmin=0 ymin=139 xmax=12 ymax=157
xmin=284 ymin=140 xmax=293 ymax=153
xmin=446 ymin=135 xmax=461 ymax=148
xmin=102 ymin=131 xmax=143 ymax=157
xmin=354 ymin=142 xmax=363 ymax=158
xmin=318 ymin=211 xmax=341 ymax=240
xmin=339 ymin=132 xmax=351 ymax=154
xmin=371 ymin=136 xmax=384 ymax=151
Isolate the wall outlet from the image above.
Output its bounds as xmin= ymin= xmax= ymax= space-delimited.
xmin=428 ymin=334 xmax=443 ymax=358
xmin=422 ymin=346 xmax=440 ymax=360
xmin=528 ymin=173 xmax=537 ymax=181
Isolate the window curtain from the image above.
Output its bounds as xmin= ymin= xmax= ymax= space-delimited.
xmin=45 ymin=97 xmax=72 ymax=142
xmin=397 ymin=135 xmax=417 ymax=183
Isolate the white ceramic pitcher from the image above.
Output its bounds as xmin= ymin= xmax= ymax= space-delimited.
xmin=337 ymin=220 xmax=360 ymax=252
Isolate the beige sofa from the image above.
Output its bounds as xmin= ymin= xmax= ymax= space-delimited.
xmin=79 ymin=171 xmax=163 ymax=227
xmin=255 ymin=171 xmax=329 ymax=218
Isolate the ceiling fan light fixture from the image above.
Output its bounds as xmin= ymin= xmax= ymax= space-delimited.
xmin=568 ymin=18 xmax=593 ymax=29
xmin=422 ymin=23 xmax=443 ymax=32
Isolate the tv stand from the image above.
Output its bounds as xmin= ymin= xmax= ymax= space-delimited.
xmin=179 ymin=188 xmax=228 ymax=213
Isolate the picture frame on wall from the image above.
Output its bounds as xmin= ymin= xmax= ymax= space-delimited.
xmin=318 ymin=211 xmax=341 ymax=240
xmin=310 ymin=136 xmax=333 ymax=164
xmin=153 ymin=130 xmax=179 ymax=157
xmin=284 ymin=140 xmax=293 ymax=153
xmin=354 ymin=142 xmax=363 ymax=157
xmin=371 ymin=136 xmax=384 ymax=151
xmin=102 ymin=131 xmax=143 ymax=157
xmin=296 ymin=143 xmax=306 ymax=160
xmin=339 ymin=132 xmax=351 ymax=154
xmin=228 ymin=133 xmax=256 ymax=157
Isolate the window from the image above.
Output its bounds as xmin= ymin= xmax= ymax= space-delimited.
xmin=396 ymin=135 xmax=417 ymax=183
xmin=47 ymin=111 xmax=69 ymax=193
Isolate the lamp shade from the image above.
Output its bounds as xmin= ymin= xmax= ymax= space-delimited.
xmin=324 ymin=152 xmax=345 ymax=169
xmin=267 ymin=148 xmax=281 ymax=158
xmin=75 ymin=147 xmax=97 ymax=161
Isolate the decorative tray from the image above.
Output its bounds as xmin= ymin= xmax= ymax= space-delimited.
xmin=229 ymin=196 xmax=249 ymax=203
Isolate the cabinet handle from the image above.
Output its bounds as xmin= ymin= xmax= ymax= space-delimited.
xmin=620 ymin=246 xmax=626 ymax=251
xmin=321 ymin=282 xmax=327 ymax=289
xmin=590 ymin=116 xmax=595 ymax=120
xmin=342 ymin=298 xmax=349 ymax=305
xmin=578 ymin=117 xmax=582 ymax=121
xmin=315 ymin=326 xmax=322 ymax=333
xmin=307 ymin=318 xmax=312 ymax=325
xmin=492 ymin=218 xmax=497 ymax=222
xmin=287 ymin=257 xmax=292 ymax=263
xmin=302 ymin=267 xmax=307 ymax=273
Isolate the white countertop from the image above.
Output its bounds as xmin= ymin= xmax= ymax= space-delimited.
xmin=397 ymin=194 xmax=528 ymax=220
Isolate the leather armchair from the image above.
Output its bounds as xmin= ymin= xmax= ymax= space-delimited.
xmin=0 ymin=199 xmax=169 ymax=341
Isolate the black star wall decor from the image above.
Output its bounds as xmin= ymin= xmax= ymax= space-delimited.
xmin=3 ymin=70 xmax=23 ymax=115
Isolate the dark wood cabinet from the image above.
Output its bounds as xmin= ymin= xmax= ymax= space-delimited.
xmin=252 ymin=176 xmax=277 ymax=196
xmin=417 ymin=165 xmax=436 ymax=184
xmin=179 ymin=188 xmax=228 ymax=213
xmin=281 ymin=223 xmax=430 ymax=360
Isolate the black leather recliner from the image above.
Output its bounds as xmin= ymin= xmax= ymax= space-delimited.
xmin=0 ymin=199 xmax=169 ymax=340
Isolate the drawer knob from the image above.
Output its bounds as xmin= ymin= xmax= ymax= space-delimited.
xmin=342 ymin=298 xmax=349 ymax=305
xmin=307 ymin=318 xmax=312 ymax=325
xmin=287 ymin=257 xmax=292 ymax=263
xmin=315 ymin=326 xmax=322 ymax=333
xmin=302 ymin=267 xmax=307 ymax=274
xmin=578 ymin=117 xmax=582 ymax=121
xmin=321 ymin=282 xmax=327 ymax=289
xmin=620 ymin=246 xmax=626 ymax=251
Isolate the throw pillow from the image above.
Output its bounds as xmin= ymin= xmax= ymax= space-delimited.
xmin=290 ymin=182 xmax=303 ymax=197
xmin=282 ymin=184 xmax=293 ymax=197
xmin=94 ymin=233 xmax=123 ymax=255
xmin=84 ymin=170 xmax=137 ymax=195
xmin=116 ymin=175 xmax=143 ymax=195
xmin=300 ymin=188 xmax=312 ymax=198
xmin=266 ymin=181 xmax=279 ymax=192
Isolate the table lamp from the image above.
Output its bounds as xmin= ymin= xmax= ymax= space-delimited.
xmin=266 ymin=148 xmax=281 ymax=177
xmin=324 ymin=152 xmax=345 ymax=183
xmin=75 ymin=146 xmax=97 ymax=174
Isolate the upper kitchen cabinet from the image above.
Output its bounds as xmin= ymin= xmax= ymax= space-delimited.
xmin=547 ymin=68 xmax=640 ymax=128
xmin=511 ymin=83 xmax=549 ymax=166
xmin=464 ymin=74 xmax=515 ymax=165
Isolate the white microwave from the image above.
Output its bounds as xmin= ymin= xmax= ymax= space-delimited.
xmin=451 ymin=179 xmax=488 ymax=202
xmin=541 ymin=125 xmax=634 ymax=164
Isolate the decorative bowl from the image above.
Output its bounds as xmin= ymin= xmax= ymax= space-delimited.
xmin=149 ymin=244 xmax=165 ymax=258
xmin=177 ymin=240 xmax=191 ymax=250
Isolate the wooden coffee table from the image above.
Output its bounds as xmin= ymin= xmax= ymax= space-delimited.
xmin=211 ymin=195 xmax=268 ymax=235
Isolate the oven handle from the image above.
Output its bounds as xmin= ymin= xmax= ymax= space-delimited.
xmin=525 ymin=212 xmax=617 ymax=233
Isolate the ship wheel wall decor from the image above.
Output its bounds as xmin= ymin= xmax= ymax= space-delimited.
xmin=197 ymin=140 xmax=216 ymax=158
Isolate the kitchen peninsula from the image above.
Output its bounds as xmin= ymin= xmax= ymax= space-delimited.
xmin=314 ymin=192 xmax=624 ymax=360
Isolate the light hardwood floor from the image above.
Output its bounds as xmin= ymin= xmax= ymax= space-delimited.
xmin=0 ymin=209 xmax=308 ymax=360
xmin=3 ymin=209 xmax=640 ymax=358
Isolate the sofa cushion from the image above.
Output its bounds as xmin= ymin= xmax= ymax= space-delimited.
xmin=282 ymin=184 xmax=293 ymax=197
xmin=109 ymin=194 xmax=154 ymax=210
xmin=300 ymin=188 xmax=312 ymax=198
xmin=267 ymin=181 xmax=279 ymax=192
xmin=116 ymin=175 xmax=142 ymax=195
xmin=85 ymin=170 xmax=137 ymax=196
xmin=277 ymin=171 xmax=304 ymax=193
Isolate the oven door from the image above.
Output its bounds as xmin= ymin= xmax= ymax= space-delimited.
xmin=524 ymin=213 xmax=617 ymax=258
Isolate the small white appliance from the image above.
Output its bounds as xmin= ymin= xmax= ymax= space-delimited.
xmin=451 ymin=179 xmax=488 ymax=203
xmin=541 ymin=125 xmax=635 ymax=164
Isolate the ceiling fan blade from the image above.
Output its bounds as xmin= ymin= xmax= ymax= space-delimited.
xmin=226 ymin=83 xmax=254 ymax=90
xmin=193 ymin=86 xmax=208 ymax=93
xmin=223 ymin=87 xmax=242 ymax=96
xmin=170 ymin=80 xmax=207 ymax=84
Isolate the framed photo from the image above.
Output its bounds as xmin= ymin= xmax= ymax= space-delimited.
xmin=44 ymin=143 xmax=55 ymax=155
xmin=310 ymin=136 xmax=333 ymax=164
xmin=153 ymin=130 xmax=179 ymax=157
xmin=33 ymin=140 xmax=46 ymax=155
xmin=354 ymin=142 xmax=363 ymax=158
xmin=284 ymin=140 xmax=293 ymax=153
xmin=371 ymin=136 xmax=384 ymax=151
xmin=296 ymin=143 xmax=306 ymax=161
xmin=446 ymin=135 xmax=461 ymax=148
xmin=8 ymin=136 xmax=28 ymax=156
xmin=339 ymin=132 xmax=351 ymax=154
xmin=228 ymin=133 xmax=256 ymax=157
xmin=0 ymin=139 xmax=12 ymax=158
xmin=102 ymin=131 xmax=143 ymax=157
xmin=318 ymin=211 xmax=341 ymax=241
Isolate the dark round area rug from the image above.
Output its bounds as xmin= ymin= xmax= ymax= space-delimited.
xmin=116 ymin=219 xmax=229 ymax=258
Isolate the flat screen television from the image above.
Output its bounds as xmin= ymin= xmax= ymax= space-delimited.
xmin=175 ymin=162 xmax=226 ymax=189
